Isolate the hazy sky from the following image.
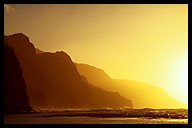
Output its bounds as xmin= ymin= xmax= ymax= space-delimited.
xmin=4 ymin=4 xmax=188 ymax=106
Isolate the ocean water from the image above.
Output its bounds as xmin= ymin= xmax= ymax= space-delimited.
xmin=4 ymin=108 xmax=188 ymax=124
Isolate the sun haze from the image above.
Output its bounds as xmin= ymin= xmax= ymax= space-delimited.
xmin=4 ymin=4 xmax=188 ymax=107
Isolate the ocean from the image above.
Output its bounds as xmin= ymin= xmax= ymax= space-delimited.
xmin=4 ymin=108 xmax=188 ymax=124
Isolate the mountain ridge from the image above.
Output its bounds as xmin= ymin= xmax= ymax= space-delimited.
xmin=4 ymin=33 xmax=132 ymax=110
xmin=33 ymin=50 xmax=186 ymax=108
xmin=75 ymin=63 xmax=186 ymax=109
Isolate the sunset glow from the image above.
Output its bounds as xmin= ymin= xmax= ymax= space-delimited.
xmin=4 ymin=4 xmax=188 ymax=107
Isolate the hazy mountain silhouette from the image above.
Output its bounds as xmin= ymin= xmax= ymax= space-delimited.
xmin=35 ymin=48 xmax=44 ymax=54
xmin=76 ymin=63 xmax=186 ymax=109
xmin=4 ymin=33 xmax=132 ymax=110
xmin=4 ymin=42 xmax=32 ymax=113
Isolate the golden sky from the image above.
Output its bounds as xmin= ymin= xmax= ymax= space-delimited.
xmin=4 ymin=4 xmax=188 ymax=107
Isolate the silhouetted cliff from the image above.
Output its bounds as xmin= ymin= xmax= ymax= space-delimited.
xmin=4 ymin=43 xmax=32 ymax=113
xmin=4 ymin=33 xmax=132 ymax=110
xmin=35 ymin=48 xmax=44 ymax=54
xmin=76 ymin=63 xmax=186 ymax=108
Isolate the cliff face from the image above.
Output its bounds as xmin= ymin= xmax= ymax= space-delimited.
xmin=76 ymin=63 xmax=186 ymax=109
xmin=4 ymin=42 xmax=32 ymax=113
xmin=4 ymin=33 xmax=132 ymax=110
